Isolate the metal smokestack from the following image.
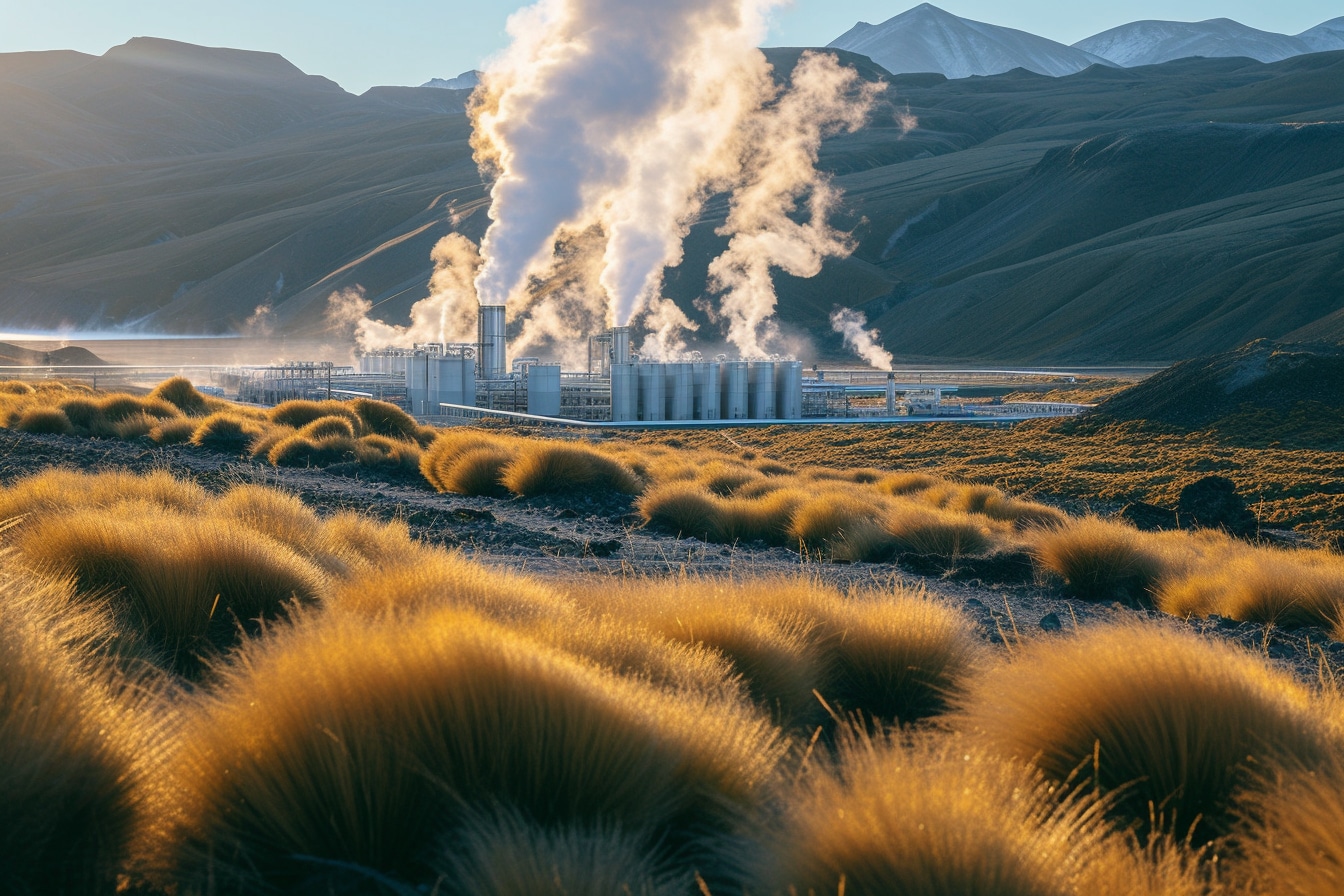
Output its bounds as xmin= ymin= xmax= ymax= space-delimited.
xmin=886 ymin=371 xmax=897 ymax=415
xmin=611 ymin=326 xmax=631 ymax=366
xmin=477 ymin=305 xmax=507 ymax=380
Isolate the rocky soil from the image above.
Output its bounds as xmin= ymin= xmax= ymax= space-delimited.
xmin=2 ymin=426 xmax=1339 ymax=683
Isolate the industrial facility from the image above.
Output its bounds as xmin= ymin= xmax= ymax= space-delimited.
xmin=345 ymin=304 xmax=1089 ymax=426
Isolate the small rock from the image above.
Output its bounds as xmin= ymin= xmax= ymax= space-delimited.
xmin=1039 ymin=612 xmax=1062 ymax=632
xmin=1178 ymin=475 xmax=1258 ymax=537
xmin=965 ymin=598 xmax=985 ymax=610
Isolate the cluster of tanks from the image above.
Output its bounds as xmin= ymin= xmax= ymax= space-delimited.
xmin=371 ymin=304 xmax=808 ymax=423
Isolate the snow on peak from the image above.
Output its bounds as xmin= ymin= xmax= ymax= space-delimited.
xmin=422 ymin=70 xmax=481 ymax=91
xmin=1074 ymin=18 xmax=1312 ymax=67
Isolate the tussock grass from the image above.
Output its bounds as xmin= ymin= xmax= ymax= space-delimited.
xmin=954 ymin=621 xmax=1339 ymax=841
xmin=160 ymin=607 xmax=783 ymax=892
xmin=752 ymin=733 xmax=1116 ymax=896
xmin=0 ymin=468 xmax=208 ymax=521
xmin=876 ymin=470 xmax=940 ymax=495
xmin=268 ymin=398 xmax=363 ymax=432
xmin=420 ymin=428 xmax=517 ymax=494
xmin=0 ymin=568 xmax=143 ymax=895
xmin=882 ymin=501 xmax=998 ymax=558
xmin=1231 ymin=757 xmax=1344 ymax=895
xmin=13 ymin=507 xmax=327 ymax=672
xmin=190 ymin=412 xmax=263 ymax=452
xmin=314 ymin=511 xmax=420 ymax=572
xmin=13 ymin=406 xmax=72 ymax=434
xmin=1157 ymin=548 xmax=1344 ymax=633
xmin=350 ymin=397 xmax=420 ymax=440
xmin=501 ymin=441 xmax=642 ymax=497
xmin=637 ymin=481 xmax=723 ymax=540
xmin=0 ymin=379 xmax=36 ymax=395
xmin=296 ymin=414 xmax=357 ymax=441
xmin=267 ymin=431 xmax=356 ymax=467
xmin=149 ymin=376 xmax=209 ymax=415
xmin=148 ymin=415 xmax=199 ymax=445
xmin=1033 ymin=516 xmax=1167 ymax=601
xmin=353 ymin=433 xmax=423 ymax=475
xmin=438 ymin=810 xmax=681 ymax=896
xmin=111 ymin=411 xmax=159 ymax=440
xmin=696 ymin=460 xmax=761 ymax=495
xmin=787 ymin=491 xmax=885 ymax=549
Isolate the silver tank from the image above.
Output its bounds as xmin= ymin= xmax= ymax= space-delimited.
xmin=664 ymin=362 xmax=693 ymax=421
xmin=692 ymin=362 xmax=720 ymax=420
xmin=476 ymin=305 xmax=507 ymax=380
xmin=774 ymin=361 xmax=803 ymax=420
xmin=748 ymin=361 xmax=776 ymax=420
xmin=611 ymin=364 xmax=638 ymax=422
xmin=526 ymin=364 xmax=561 ymax=416
xmin=405 ymin=352 xmax=430 ymax=415
xmin=720 ymin=361 xmax=748 ymax=420
xmin=638 ymin=363 xmax=666 ymax=422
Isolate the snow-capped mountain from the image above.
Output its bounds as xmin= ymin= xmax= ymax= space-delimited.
xmin=422 ymin=70 xmax=480 ymax=91
xmin=1074 ymin=19 xmax=1310 ymax=67
xmin=827 ymin=3 xmax=1112 ymax=79
xmin=1298 ymin=17 xmax=1344 ymax=53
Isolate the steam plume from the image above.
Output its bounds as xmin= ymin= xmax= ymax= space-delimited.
xmin=471 ymin=0 xmax=882 ymax=357
xmin=830 ymin=306 xmax=894 ymax=370
xmin=327 ymin=234 xmax=482 ymax=351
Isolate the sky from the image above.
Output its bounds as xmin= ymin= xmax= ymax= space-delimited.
xmin=2 ymin=1 xmax=1339 ymax=93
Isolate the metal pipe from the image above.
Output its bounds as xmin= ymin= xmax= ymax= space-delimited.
xmin=612 ymin=326 xmax=631 ymax=366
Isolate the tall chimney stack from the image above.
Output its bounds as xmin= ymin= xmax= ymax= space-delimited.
xmin=477 ymin=305 xmax=507 ymax=380
xmin=611 ymin=326 xmax=631 ymax=366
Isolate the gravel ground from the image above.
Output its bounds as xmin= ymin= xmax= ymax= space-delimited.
xmin=3 ymin=427 xmax=1338 ymax=683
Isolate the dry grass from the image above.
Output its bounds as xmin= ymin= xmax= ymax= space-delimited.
xmin=266 ymin=431 xmax=357 ymax=467
xmin=1230 ymin=757 xmax=1344 ymax=895
xmin=148 ymin=416 xmax=200 ymax=445
xmin=954 ymin=621 xmax=1340 ymax=841
xmin=148 ymin=376 xmax=210 ymax=415
xmin=352 ymin=433 xmax=423 ymax=475
xmin=501 ymin=441 xmax=643 ymax=497
xmin=438 ymin=810 xmax=682 ymax=896
xmin=157 ymin=606 xmax=783 ymax=892
xmin=0 ymin=568 xmax=145 ymax=895
xmin=882 ymin=501 xmax=999 ymax=558
xmin=636 ymin=481 xmax=724 ymax=541
xmin=190 ymin=412 xmax=263 ymax=452
xmin=420 ymin=428 xmax=518 ymax=495
xmin=349 ymin=397 xmax=420 ymax=440
xmin=1033 ymin=516 xmax=1168 ymax=601
xmin=752 ymin=733 xmax=1116 ymax=896
xmin=1156 ymin=548 xmax=1344 ymax=633
xmin=268 ymin=399 xmax=362 ymax=432
xmin=13 ymin=406 xmax=72 ymax=434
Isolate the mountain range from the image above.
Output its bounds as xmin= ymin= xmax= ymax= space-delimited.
xmin=828 ymin=4 xmax=1344 ymax=79
xmin=0 ymin=32 xmax=1342 ymax=363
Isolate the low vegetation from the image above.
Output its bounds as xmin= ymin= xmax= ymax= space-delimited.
xmin=0 ymin=468 xmax=1338 ymax=892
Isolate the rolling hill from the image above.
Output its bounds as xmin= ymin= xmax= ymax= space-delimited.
xmin=0 ymin=37 xmax=1342 ymax=364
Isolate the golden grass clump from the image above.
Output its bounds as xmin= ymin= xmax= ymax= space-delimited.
xmin=876 ymin=470 xmax=941 ymax=496
xmin=814 ymin=588 xmax=987 ymax=724
xmin=420 ymin=428 xmax=518 ymax=494
xmin=954 ymin=621 xmax=1339 ymax=841
xmin=1230 ymin=758 xmax=1344 ymax=895
xmin=501 ymin=440 xmax=643 ymax=497
xmin=296 ymin=414 xmax=357 ymax=441
xmin=147 ymin=416 xmax=198 ymax=445
xmin=1156 ymin=548 xmax=1344 ymax=633
xmin=148 ymin=376 xmax=210 ymax=415
xmin=159 ymin=607 xmax=783 ymax=893
xmin=13 ymin=405 xmax=72 ymax=435
xmin=636 ymin=481 xmax=723 ymax=540
xmin=1032 ymin=515 xmax=1167 ymax=601
xmin=0 ymin=569 xmax=143 ymax=894
xmin=787 ymin=490 xmax=887 ymax=550
xmin=349 ymin=397 xmax=420 ymax=440
xmin=0 ymin=468 xmax=208 ymax=522
xmin=111 ymin=411 xmax=158 ymax=440
xmin=438 ymin=810 xmax=682 ymax=896
xmin=266 ymin=431 xmax=356 ymax=467
xmin=0 ymin=379 xmax=36 ymax=395
xmin=58 ymin=395 xmax=114 ymax=436
xmin=312 ymin=510 xmax=421 ymax=572
xmin=13 ymin=507 xmax=328 ymax=672
xmin=190 ymin=412 xmax=263 ymax=452
xmin=268 ymin=398 xmax=362 ymax=432
xmin=881 ymin=500 xmax=999 ymax=558
xmin=211 ymin=484 xmax=324 ymax=556
xmin=752 ymin=734 xmax=1115 ymax=896
xmin=696 ymin=460 xmax=761 ymax=495
xmin=352 ymin=433 xmax=423 ymax=475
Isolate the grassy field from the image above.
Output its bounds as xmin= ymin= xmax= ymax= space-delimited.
xmin=2 ymin=463 xmax=1343 ymax=894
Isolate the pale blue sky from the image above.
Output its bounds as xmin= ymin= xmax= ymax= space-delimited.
xmin=3 ymin=2 xmax=1339 ymax=93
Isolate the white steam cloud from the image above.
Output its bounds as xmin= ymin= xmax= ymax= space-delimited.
xmin=830 ymin=306 xmax=894 ymax=370
xmin=471 ymin=0 xmax=883 ymax=358
xmin=327 ymin=234 xmax=482 ymax=351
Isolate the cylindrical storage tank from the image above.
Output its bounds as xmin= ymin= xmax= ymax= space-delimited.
xmin=612 ymin=326 xmax=632 ymax=366
xmin=720 ymin=362 xmax=748 ymax=420
xmin=749 ymin=361 xmax=776 ymax=420
xmin=611 ymin=364 xmax=638 ymax=422
xmin=526 ymin=364 xmax=562 ymax=417
xmin=775 ymin=361 xmax=803 ymax=420
xmin=477 ymin=305 xmax=507 ymax=380
xmin=432 ymin=356 xmax=476 ymax=407
xmin=692 ymin=362 xmax=720 ymax=420
xmin=406 ymin=353 xmax=430 ymax=415
xmin=638 ymin=363 xmax=666 ymax=422
xmin=886 ymin=372 xmax=897 ymax=415
xmin=664 ymin=362 xmax=693 ymax=421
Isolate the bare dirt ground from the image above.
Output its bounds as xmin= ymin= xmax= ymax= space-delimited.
xmin=3 ymin=426 xmax=1339 ymax=683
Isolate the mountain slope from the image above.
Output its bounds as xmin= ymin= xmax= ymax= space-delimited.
xmin=1299 ymin=17 xmax=1344 ymax=53
xmin=827 ymin=3 xmax=1110 ymax=79
xmin=1075 ymin=19 xmax=1311 ymax=67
